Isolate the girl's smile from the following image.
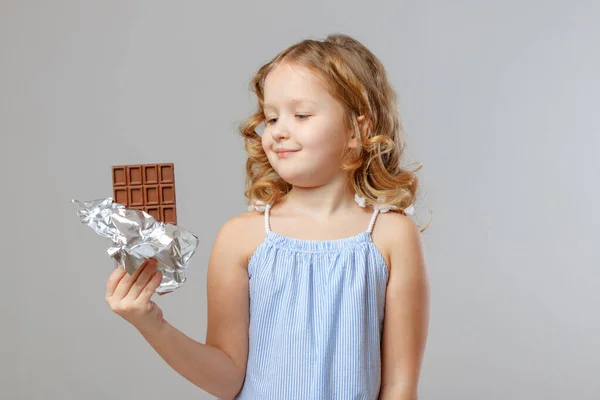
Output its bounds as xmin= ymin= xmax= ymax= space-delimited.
xmin=276 ymin=150 xmax=299 ymax=158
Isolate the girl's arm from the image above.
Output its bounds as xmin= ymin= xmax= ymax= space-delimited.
xmin=136 ymin=216 xmax=252 ymax=400
xmin=138 ymin=321 xmax=245 ymax=399
xmin=378 ymin=214 xmax=430 ymax=400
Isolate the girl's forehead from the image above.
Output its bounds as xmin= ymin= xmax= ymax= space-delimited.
xmin=263 ymin=63 xmax=330 ymax=105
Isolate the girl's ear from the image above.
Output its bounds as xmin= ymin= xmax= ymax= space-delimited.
xmin=348 ymin=115 xmax=370 ymax=148
xmin=357 ymin=115 xmax=371 ymax=135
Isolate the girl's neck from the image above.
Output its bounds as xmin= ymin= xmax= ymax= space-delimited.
xmin=279 ymin=178 xmax=357 ymax=218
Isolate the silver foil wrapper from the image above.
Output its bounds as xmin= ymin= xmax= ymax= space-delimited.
xmin=72 ymin=197 xmax=199 ymax=294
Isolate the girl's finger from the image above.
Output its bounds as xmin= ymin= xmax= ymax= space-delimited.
xmin=112 ymin=259 xmax=152 ymax=299
xmin=137 ymin=270 xmax=163 ymax=302
xmin=127 ymin=260 xmax=159 ymax=299
xmin=106 ymin=266 xmax=127 ymax=298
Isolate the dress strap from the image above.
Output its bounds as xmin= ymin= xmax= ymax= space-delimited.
xmin=264 ymin=203 xmax=272 ymax=233
xmin=366 ymin=208 xmax=380 ymax=234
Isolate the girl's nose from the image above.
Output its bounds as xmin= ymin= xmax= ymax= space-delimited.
xmin=272 ymin=127 xmax=290 ymax=141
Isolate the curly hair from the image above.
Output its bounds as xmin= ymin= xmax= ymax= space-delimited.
xmin=238 ymin=33 xmax=431 ymax=231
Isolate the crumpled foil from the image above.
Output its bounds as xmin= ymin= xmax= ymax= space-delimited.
xmin=71 ymin=197 xmax=199 ymax=294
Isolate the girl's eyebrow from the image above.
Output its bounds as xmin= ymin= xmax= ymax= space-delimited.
xmin=263 ymin=98 xmax=317 ymax=110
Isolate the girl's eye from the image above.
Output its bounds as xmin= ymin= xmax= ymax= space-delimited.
xmin=265 ymin=115 xmax=309 ymax=125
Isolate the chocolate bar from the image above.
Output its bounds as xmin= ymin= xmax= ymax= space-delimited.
xmin=112 ymin=163 xmax=177 ymax=225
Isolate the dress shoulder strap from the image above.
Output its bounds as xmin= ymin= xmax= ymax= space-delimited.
xmin=366 ymin=208 xmax=380 ymax=234
xmin=264 ymin=203 xmax=272 ymax=233
xmin=355 ymin=193 xmax=416 ymax=234
xmin=248 ymin=200 xmax=272 ymax=233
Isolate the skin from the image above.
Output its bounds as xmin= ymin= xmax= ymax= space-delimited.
xmin=261 ymin=62 xmax=355 ymax=193
xmin=105 ymin=61 xmax=430 ymax=400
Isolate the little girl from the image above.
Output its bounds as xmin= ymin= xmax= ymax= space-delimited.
xmin=105 ymin=33 xmax=430 ymax=400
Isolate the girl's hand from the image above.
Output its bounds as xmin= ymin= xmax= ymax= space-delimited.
xmin=105 ymin=258 xmax=165 ymax=332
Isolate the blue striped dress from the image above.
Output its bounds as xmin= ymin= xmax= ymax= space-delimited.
xmin=229 ymin=200 xmax=389 ymax=399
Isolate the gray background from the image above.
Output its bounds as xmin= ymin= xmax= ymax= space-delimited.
xmin=2 ymin=0 xmax=598 ymax=399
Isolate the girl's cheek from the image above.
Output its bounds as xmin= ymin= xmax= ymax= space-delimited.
xmin=261 ymin=132 xmax=268 ymax=149
xmin=262 ymin=137 xmax=274 ymax=158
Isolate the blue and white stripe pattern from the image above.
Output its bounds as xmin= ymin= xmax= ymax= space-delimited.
xmin=229 ymin=203 xmax=389 ymax=399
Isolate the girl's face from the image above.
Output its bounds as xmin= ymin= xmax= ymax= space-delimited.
xmin=261 ymin=62 xmax=357 ymax=188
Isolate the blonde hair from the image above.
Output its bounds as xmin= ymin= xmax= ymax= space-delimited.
xmin=238 ymin=33 xmax=431 ymax=232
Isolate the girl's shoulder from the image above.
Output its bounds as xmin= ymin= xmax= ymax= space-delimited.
xmin=216 ymin=209 xmax=267 ymax=265
xmin=373 ymin=209 xmax=419 ymax=240
xmin=371 ymin=210 xmax=422 ymax=272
